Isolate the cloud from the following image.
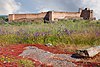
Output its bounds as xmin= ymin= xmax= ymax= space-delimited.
xmin=31 ymin=0 xmax=100 ymax=19
xmin=81 ymin=0 xmax=100 ymax=19
xmin=0 ymin=0 xmax=21 ymax=15
xmin=0 ymin=0 xmax=100 ymax=19
xmin=32 ymin=0 xmax=82 ymax=13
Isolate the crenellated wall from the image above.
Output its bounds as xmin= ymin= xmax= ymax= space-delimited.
xmin=8 ymin=8 xmax=95 ymax=22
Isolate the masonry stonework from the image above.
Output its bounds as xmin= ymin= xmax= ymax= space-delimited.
xmin=8 ymin=8 xmax=95 ymax=22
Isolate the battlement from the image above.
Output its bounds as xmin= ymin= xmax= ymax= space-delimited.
xmin=8 ymin=8 xmax=95 ymax=22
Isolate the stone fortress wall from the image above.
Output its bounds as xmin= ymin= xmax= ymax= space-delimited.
xmin=8 ymin=8 xmax=95 ymax=22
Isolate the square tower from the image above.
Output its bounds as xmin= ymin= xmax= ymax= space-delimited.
xmin=80 ymin=8 xmax=94 ymax=20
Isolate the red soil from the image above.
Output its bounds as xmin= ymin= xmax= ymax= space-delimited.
xmin=0 ymin=44 xmax=99 ymax=67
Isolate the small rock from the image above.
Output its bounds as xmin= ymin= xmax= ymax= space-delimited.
xmin=11 ymin=50 xmax=14 ymax=52
xmin=3 ymin=61 xmax=7 ymax=64
xmin=45 ymin=43 xmax=53 ymax=47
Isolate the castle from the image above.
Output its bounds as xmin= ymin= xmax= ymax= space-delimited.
xmin=8 ymin=8 xmax=95 ymax=22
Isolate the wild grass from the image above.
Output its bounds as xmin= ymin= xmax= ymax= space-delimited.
xmin=18 ymin=59 xmax=35 ymax=67
xmin=0 ymin=20 xmax=100 ymax=48
xmin=0 ymin=55 xmax=35 ymax=67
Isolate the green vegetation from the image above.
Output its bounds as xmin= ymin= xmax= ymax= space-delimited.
xmin=0 ymin=15 xmax=8 ymax=22
xmin=18 ymin=59 xmax=35 ymax=67
xmin=0 ymin=20 xmax=100 ymax=48
xmin=0 ymin=55 xmax=34 ymax=67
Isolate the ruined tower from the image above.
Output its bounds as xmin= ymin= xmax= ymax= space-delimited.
xmin=80 ymin=8 xmax=94 ymax=20
xmin=79 ymin=8 xmax=82 ymax=13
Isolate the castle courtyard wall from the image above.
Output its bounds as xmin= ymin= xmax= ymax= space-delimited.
xmin=8 ymin=8 xmax=95 ymax=22
xmin=9 ymin=12 xmax=47 ymax=21
xmin=53 ymin=12 xmax=81 ymax=19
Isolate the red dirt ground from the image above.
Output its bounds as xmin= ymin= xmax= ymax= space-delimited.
xmin=0 ymin=44 xmax=99 ymax=67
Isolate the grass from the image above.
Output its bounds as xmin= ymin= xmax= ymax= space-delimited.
xmin=0 ymin=20 xmax=99 ymax=48
xmin=18 ymin=59 xmax=35 ymax=67
xmin=0 ymin=55 xmax=35 ymax=67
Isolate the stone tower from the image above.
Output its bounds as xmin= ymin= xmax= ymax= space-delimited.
xmin=80 ymin=8 xmax=94 ymax=20
xmin=48 ymin=11 xmax=54 ymax=22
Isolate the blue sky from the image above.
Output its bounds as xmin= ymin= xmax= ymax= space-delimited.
xmin=0 ymin=0 xmax=100 ymax=19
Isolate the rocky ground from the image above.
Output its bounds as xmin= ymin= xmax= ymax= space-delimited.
xmin=0 ymin=44 xmax=99 ymax=67
xmin=19 ymin=46 xmax=79 ymax=67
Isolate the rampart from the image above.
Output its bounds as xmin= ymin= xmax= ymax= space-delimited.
xmin=8 ymin=8 xmax=95 ymax=22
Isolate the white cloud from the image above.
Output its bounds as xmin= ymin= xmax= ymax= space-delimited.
xmin=31 ymin=0 xmax=100 ymax=19
xmin=0 ymin=0 xmax=21 ymax=15
xmin=81 ymin=0 xmax=100 ymax=19
xmin=0 ymin=0 xmax=100 ymax=19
